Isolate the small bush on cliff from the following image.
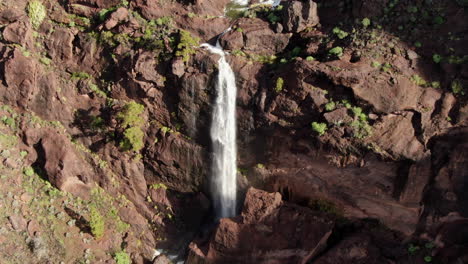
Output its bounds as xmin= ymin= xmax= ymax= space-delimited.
xmin=325 ymin=101 xmax=336 ymax=112
xmin=89 ymin=206 xmax=105 ymax=239
xmin=27 ymin=0 xmax=46 ymax=29
xmin=175 ymin=30 xmax=200 ymax=62
xmin=311 ymin=122 xmax=327 ymax=136
xmin=117 ymin=101 xmax=145 ymax=152
xmin=332 ymin=27 xmax=348 ymax=39
xmin=275 ymin=77 xmax=284 ymax=93
xmin=329 ymin=47 xmax=343 ymax=57
xmin=117 ymin=101 xmax=145 ymax=128
xmin=120 ymin=127 xmax=144 ymax=152
xmin=114 ymin=250 xmax=131 ymax=264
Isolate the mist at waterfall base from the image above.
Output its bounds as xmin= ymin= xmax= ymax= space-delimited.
xmin=201 ymin=43 xmax=238 ymax=219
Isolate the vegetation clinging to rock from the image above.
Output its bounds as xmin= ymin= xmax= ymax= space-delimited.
xmin=27 ymin=0 xmax=46 ymax=29
xmin=176 ymin=30 xmax=200 ymax=62
xmin=117 ymin=101 xmax=145 ymax=152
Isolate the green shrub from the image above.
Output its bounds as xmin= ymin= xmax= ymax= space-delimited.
xmin=27 ymin=0 xmax=46 ymax=29
xmin=411 ymin=75 xmax=427 ymax=86
xmin=114 ymin=250 xmax=131 ymax=264
xmin=89 ymin=206 xmax=105 ymax=239
xmin=329 ymin=47 xmax=343 ymax=57
xmin=432 ymin=54 xmax=442 ymax=63
xmin=267 ymin=13 xmax=280 ymax=23
xmin=117 ymin=101 xmax=145 ymax=128
xmin=175 ymin=30 xmax=200 ymax=62
xmin=324 ymin=101 xmax=336 ymax=111
xmin=23 ymin=167 xmax=35 ymax=176
xmin=311 ymin=122 xmax=327 ymax=136
xmin=275 ymin=77 xmax=284 ymax=93
xmin=120 ymin=127 xmax=144 ymax=152
xmin=361 ymin=17 xmax=371 ymax=27
xmin=306 ymin=56 xmax=315 ymax=61
xmin=332 ymin=27 xmax=348 ymax=39
xmin=451 ymin=79 xmax=464 ymax=95
xmin=371 ymin=61 xmax=381 ymax=68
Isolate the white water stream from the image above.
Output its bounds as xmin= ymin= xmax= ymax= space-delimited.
xmin=201 ymin=41 xmax=238 ymax=218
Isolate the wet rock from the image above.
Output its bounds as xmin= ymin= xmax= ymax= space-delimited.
xmin=145 ymin=132 xmax=207 ymax=192
xmin=188 ymin=188 xmax=333 ymax=264
xmin=223 ymin=18 xmax=291 ymax=55
xmin=282 ymin=0 xmax=319 ymax=33
xmin=153 ymin=254 xmax=171 ymax=264
xmin=218 ymin=30 xmax=243 ymax=51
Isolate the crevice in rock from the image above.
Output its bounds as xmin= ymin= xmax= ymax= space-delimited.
xmin=392 ymin=159 xmax=413 ymax=200
xmin=31 ymin=139 xmax=48 ymax=182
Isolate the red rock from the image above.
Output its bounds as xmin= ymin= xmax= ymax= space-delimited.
xmin=8 ymin=214 xmax=27 ymax=231
xmin=188 ymin=188 xmax=334 ymax=264
xmin=45 ymin=27 xmax=75 ymax=61
xmin=104 ymin=7 xmax=129 ymax=30
xmin=370 ymin=112 xmax=428 ymax=161
xmin=323 ymin=107 xmax=353 ymax=125
xmin=2 ymin=19 xmax=32 ymax=45
xmin=282 ymin=0 xmax=319 ymax=33
xmin=25 ymin=128 xmax=94 ymax=199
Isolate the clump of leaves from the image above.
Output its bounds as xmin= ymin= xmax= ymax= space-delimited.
xmin=23 ymin=167 xmax=35 ymax=176
xmin=362 ymin=17 xmax=371 ymax=27
xmin=325 ymin=101 xmax=336 ymax=111
xmin=114 ymin=250 xmax=131 ymax=264
xmin=451 ymin=79 xmax=464 ymax=95
xmin=275 ymin=77 xmax=284 ymax=92
xmin=311 ymin=122 xmax=327 ymax=136
xmin=27 ymin=0 xmax=46 ymax=29
xmin=432 ymin=54 xmax=442 ymax=63
xmin=350 ymin=107 xmax=372 ymax=139
xmin=329 ymin=47 xmax=343 ymax=57
xmin=408 ymin=244 xmax=420 ymax=254
xmin=120 ymin=127 xmax=144 ymax=152
xmin=332 ymin=27 xmax=349 ymax=39
xmin=89 ymin=206 xmax=105 ymax=239
xmin=117 ymin=101 xmax=145 ymax=128
xmin=175 ymin=30 xmax=200 ymax=62
xmin=117 ymin=102 xmax=145 ymax=152
xmin=306 ymin=56 xmax=315 ymax=61
xmin=411 ymin=74 xmax=427 ymax=86
xmin=267 ymin=12 xmax=280 ymax=23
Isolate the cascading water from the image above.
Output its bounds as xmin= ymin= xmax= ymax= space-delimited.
xmin=201 ymin=39 xmax=238 ymax=219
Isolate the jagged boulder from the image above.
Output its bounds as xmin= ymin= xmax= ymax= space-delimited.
xmin=282 ymin=0 xmax=319 ymax=33
xmin=24 ymin=129 xmax=94 ymax=199
xmin=188 ymin=188 xmax=334 ymax=264
xmin=220 ymin=18 xmax=291 ymax=55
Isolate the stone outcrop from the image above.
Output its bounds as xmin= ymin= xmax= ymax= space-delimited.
xmin=282 ymin=0 xmax=319 ymax=33
xmin=188 ymin=188 xmax=334 ymax=264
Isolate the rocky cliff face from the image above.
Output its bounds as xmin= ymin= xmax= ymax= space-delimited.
xmin=0 ymin=0 xmax=467 ymax=263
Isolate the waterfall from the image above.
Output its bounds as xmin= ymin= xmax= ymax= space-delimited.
xmin=201 ymin=41 xmax=237 ymax=218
